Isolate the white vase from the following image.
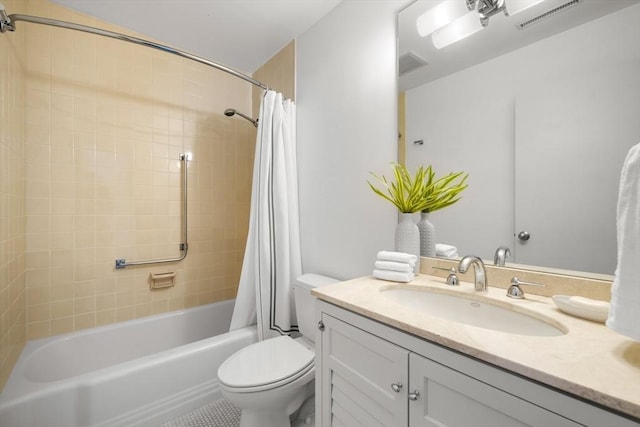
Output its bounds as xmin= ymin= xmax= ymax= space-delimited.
xmin=394 ymin=212 xmax=420 ymax=274
xmin=417 ymin=211 xmax=436 ymax=257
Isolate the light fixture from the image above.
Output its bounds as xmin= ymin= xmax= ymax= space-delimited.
xmin=416 ymin=0 xmax=470 ymax=37
xmin=504 ymin=0 xmax=545 ymax=16
xmin=421 ymin=0 xmax=544 ymax=49
xmin=474 ymin=0 xmax=508 ymax=26
xmin=432 ymin=10 xmax=484 ymax=49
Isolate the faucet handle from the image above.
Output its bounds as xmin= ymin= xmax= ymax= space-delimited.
xmin=507 ymin=277 xmax=545 ymax=299
xmin=432 ymin=267 xmax=459 ymax=286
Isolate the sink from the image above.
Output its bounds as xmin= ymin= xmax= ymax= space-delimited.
xmin=380 ymin=287 xmax=566 ymax=337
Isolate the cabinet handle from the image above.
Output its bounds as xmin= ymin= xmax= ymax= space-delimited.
xmin=317 ymin=321 xmax=325 ymax=331
xmin=408 ymin=391 xmax=420 ymax=401
xmin=391 ymin=382 xmax=403 ymax=393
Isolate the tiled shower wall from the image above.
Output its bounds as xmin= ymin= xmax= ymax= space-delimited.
xmin=22 ymin=0 xmax=256 ymax=340
xmin=0 ymin=0 xmax=27 ymax=392
xmin=1 ymin=0 xmax=296 ymax=391
xmin=252 ymin=41 xmax=296 ymax=118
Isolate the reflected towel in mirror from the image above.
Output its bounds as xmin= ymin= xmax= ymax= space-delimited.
xmin=436 ymin=243 xmax=458 ymax=259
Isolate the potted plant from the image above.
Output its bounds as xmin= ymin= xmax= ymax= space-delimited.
xmin=368 ymin=162 xmax=433 ymax=213
xmin=418 ymin=167 xmax=468 ymax=257
xmin=368 ymin=163 xmax=431 ymax=271
xmin=368 ymin=163 xmax=468 ymax=261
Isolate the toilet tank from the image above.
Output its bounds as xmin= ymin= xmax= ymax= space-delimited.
xmin=294 ymin=274 xmax=338 ymax=341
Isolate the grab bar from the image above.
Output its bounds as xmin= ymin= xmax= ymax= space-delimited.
xmin=115 ymin=153 xmax=190 ymax=269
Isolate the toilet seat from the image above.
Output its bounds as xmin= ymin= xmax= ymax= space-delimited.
xmin=218 ymin=336 xmax=315 ymax=393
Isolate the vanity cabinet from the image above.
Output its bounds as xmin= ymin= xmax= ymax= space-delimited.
xmin=318 ymin=313 xmax=408 ymax=426
xmin=407 ymin=353 xmax=578 ymax=427
xmin=315 ymin=300 xmax=638 ymax=427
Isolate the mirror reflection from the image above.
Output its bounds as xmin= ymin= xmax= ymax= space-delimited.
xmin=398 ymin=0 xmax=640 ymax=277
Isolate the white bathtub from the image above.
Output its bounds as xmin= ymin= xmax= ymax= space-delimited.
xmin=0 ymin=299 xmax=257 ymax=427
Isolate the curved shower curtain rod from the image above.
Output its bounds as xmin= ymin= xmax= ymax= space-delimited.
xmin=0 ymin=8 xmax=269 ymax=91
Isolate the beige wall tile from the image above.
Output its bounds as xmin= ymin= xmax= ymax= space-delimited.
xmin=39 ymin=16 xmax=265 ymax=342
xmin=252 ymin=40 xmax=296 ymax=117
xmin=20 ymin=0 xmax=257 ymax=338
xmin=50 ymin=316 xmax=73 ymax=335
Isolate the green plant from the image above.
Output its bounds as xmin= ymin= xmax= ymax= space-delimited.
xmin=368 ymin=163 xmax=432 ymax=213
xmin=367 ymin=163 xmax=468 ymax=213
xmin=421 ymin=166 xmax=468 ymax=213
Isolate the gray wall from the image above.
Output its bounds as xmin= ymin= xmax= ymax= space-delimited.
xmin=296 ymin=0 xmax=407 ymax=280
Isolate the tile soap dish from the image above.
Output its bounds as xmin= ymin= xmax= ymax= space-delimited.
xmin=552 ymin=295 xmax=610 ymax=323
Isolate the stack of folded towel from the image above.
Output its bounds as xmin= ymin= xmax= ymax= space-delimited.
xmin=373 ymin=251 xmax=417 ymax=283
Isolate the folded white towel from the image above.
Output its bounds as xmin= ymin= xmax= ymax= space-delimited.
xmin=606 ymin=143 xmax=640 ymax=341
xmin=376 ymin=251 xmax=417 ymax=266
xmin=373 ymin=269 xmax=415 ymax=283
xmin=436 ymin=243 xmax=458 ymax=259
xmin=374 ymin=260 xmax=413 ymax=273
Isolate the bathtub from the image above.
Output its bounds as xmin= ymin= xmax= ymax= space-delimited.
xmin=0 ymin=299 xmax=257 ymax=427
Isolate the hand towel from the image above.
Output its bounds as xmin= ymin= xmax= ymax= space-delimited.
xmin=374 ymin=260 xmax=413 ymax=273
xmin=606 ymin=142 xmax=640 ymax=341
xmin=373 ymin=269 xmax=415 ymax=283
xmin=376 ymin=251 xmax=417 ymax=266
xmin=436 ymin=244 xmax=458 ymax=259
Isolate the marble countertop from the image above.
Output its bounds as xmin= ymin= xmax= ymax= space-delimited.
xmin=312 ymin=274 xmax=640 ymax=419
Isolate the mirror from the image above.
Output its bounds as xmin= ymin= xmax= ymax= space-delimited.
xmin=398 ymin=0 xmax=640 ymax=278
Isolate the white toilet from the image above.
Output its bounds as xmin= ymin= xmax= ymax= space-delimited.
xmin=217 ymin=273 xmax=338 ymax=427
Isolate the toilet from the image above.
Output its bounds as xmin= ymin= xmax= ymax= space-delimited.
xmin=217 ymin=273 xmax=338 ymax=427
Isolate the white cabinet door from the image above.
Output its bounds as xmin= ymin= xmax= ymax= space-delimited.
xmin=319 ymin=314 xmax=409 ymax=427
xmin=408 ymin=353 xmax=581 ymax=427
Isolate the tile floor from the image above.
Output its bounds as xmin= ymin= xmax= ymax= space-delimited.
xmin=162 ymin=396 xmax=316 ymax=427
xmin=161 ymin=399 xmax=240 ymax=427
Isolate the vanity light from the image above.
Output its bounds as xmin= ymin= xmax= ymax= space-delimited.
xmin=432 ymin=10 xmax=483 ymax=49
xmin=504 ymin=0 xmax=545 ymax=16
xmin=422 ymin=0 xmax=545 ymax=49
xmin=416 ymin=0 xmax=469 ymax=37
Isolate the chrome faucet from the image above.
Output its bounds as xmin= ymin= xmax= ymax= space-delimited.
xmin=506 ymin=277 xmax=545 ymax=299
xmin=493 ymin=246 xmax=511 ymax=266
xmin=458 ymin=255 xmax=488 ymax=291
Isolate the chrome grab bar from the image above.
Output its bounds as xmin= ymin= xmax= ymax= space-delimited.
xmin=115 ymin=153 xmax=190 ymax=269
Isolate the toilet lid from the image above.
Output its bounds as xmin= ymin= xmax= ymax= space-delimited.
xmin=218 ymin=336 xmax=314 ymax=389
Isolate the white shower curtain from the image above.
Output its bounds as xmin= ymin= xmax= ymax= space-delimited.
xmin=229 ymin=90 xmax=302 ymax=340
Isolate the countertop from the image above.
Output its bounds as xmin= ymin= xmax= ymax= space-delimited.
xmin=311 ymin=274 xmax=640 ymax=419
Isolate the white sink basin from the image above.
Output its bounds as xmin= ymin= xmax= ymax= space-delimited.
xmin=380 ymin=288 xmax=566 ymax=337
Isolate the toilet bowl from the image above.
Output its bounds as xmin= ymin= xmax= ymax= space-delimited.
xmin=217 ymin=274 xmax=338 ymax=427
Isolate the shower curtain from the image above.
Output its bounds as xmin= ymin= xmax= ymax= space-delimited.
xmin=229 ymin=90 xmax=302 ymax=340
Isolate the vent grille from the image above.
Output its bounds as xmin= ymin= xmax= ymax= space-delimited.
xmin=399 ymin=52 xmax=428 ymax=75
xmin=518 ymin=0 xmax=582 ymax=29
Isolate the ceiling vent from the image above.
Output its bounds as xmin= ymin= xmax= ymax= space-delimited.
xmin=399 ymin=52 xmax=428 ymax=76
xmin=517 ymin=0 xmax=582 ymax=30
